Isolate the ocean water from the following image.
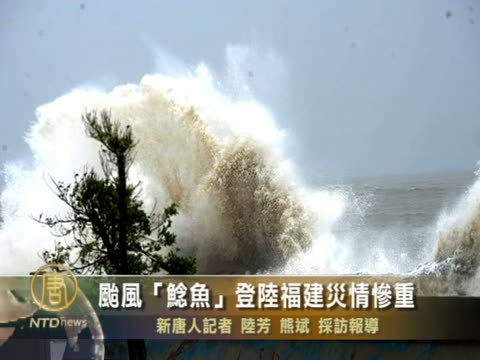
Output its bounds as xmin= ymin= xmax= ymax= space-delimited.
xmin=0 ymin=170 xmax=473 ymax=274
xmin=334 ymin=171 xmax=476 ymax=273
xmin=0 ymin=171 xmax=474 ymax=275
xmin=279 ymin=171 xmax=478 ymax=276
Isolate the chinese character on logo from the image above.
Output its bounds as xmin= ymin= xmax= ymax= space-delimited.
xmin=31 ymin=264 xmax=78 ymax=312
xmin=42 ymin=272 xmax=68 ymax=308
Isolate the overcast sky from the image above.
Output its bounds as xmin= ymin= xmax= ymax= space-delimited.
xmin=1 ymin=0 xmax=480 ymax=178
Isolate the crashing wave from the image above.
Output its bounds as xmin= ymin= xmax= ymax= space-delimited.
xmin=0 ymin=67 xmax=342 ymax=274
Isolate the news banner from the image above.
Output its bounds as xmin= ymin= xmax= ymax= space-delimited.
xmin=1 ymin=263 xmax=477 ymax=341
